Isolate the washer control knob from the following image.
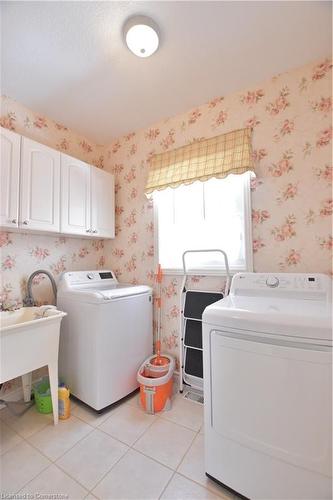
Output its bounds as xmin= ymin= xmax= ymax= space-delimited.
xmin=266 ymin=276 xmax=279 ymax=288
xmin=87 ymin=273 xmax=94 ymax=280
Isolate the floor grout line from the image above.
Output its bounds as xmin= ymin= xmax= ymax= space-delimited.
xmin=126 ymin=446 xmax=176 ymax=473
xmin=25 ymin=417 xmax=96 ymax=462
xmin=82 ymin=413 xmax=197 ymax=495
xmin=3 ymin=425 xmax=221 ymax=500
xmin=50 ymin=411 xmax=168 ymax=494
xmin=159 ymin=413 xmax=203 ymax=432
xmin=50 ymin=462 xmax=92 ymax=494
xmin=17 ymin=461 xmax=89 ymax=497
xmin=158 ymin=470 xmax=176 ymax=499
xmin=95 ymin=410 xmax=160 ymax=447
xmin=1 ymin=428 xmax=54 ymax=464
xmin=13 ymin=462 xmax=51 ymax=495
xmin=155 ymin=389 xmax=200 ymax=500
xmin=0 ymin=430 xmax=52 ymax=494
xmin=0 ymin=411 xmax=52 ymax=440
xmin=88 ymin=447 xmax=133 ymax=497
xmin=0 ymin=416 xmax=96 ymax=495
xmin=54 ymin=406 xmax=157 ymax=493
xmin=174 ymin=424 xmax=233 ymax=500
xmin=173 ymin=424 xmax=199 ymax=474
xmin=16 ymin=423 xmax=127 ymax=497
xmin=1 ymin=396 xmax=230 ymax=500
xmin=176 ymin=470 xmax=229 ymax=500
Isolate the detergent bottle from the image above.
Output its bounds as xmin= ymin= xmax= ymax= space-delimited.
xmin=58 ymin=383 xmax=70 ymax=420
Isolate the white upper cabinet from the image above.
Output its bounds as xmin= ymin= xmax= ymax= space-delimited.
xmin=0 ymin=128 xmax=21 ymax=228
xmin=20 ymin=137 xmax=60 ymax=232
xmin=0 ymin=128 xmax=114 ymax=238
xmin=91 ymin=167 xmax=115 ymax=238
xmin=61 ymin=156 xmax=115 ymax=238
xmin=61 ymin=154 xmax=91 ymax=235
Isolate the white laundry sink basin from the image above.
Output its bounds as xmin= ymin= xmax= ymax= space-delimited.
xmin=0 ymin=306 xmax=66 ymax=424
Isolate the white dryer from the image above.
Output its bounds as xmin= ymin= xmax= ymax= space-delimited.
xmin=57 ymin=270 xmax=153 ymax=411
xmin=203 ymin=272 xmax=332 ymax=500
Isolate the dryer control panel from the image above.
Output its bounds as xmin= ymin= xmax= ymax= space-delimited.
xmin=231 ymin=273 xmax=331 ymax=300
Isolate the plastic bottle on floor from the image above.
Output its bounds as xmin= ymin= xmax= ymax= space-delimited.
xmin=58 ymin=384 xmax=70 ymax=420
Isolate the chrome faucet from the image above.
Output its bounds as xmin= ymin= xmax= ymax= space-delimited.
xmin=24 ymin=270 xmax=57 ymax=307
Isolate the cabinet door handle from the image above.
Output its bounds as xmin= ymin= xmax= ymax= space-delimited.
xmin=11 ymin=219 xmax=17 ymax=224
xmin=23 ymin=220 xmax=29 ymax=225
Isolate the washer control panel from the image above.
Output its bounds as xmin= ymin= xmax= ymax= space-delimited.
xmin=59 ymin=270 xmax=118 ymax=286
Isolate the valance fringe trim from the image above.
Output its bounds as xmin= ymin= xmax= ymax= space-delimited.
xmin=146 ymin=168 xmax=253 ymax=194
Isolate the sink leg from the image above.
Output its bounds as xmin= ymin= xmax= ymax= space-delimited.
xmin=48 ymin=362 xmax=58 ymax=425
xmin=21 ymin=373 xmax=32 ymax=402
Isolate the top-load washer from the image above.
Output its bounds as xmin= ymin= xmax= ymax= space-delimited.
xmin=57 ymin=270 xmax=153 ymax=411
xmin=202 ymin=272 xmax=332 ymax=500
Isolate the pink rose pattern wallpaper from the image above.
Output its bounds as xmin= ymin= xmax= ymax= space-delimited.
xmin=0 ymin=96 xmax=107 ymax=308
xmin=101 ymin=57 xmax=332 ymax=364
xmin=1 ymin=58 xmax=332 ymax=371
xmin=0 ymin=95 xmax=105 ymax=168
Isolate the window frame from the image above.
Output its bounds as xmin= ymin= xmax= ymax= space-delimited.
xmin=153 ymin=173 xmax=254 ymax=276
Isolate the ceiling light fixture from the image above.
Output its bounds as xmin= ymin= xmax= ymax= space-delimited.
xmin=124 ymin=16 xmax=159 ymax=58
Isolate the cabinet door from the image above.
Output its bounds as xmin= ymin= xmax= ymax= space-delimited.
xmin=20 ymin=137 xmax=60 ymax=232
xmin=0 ymin=127 xmax=21 ymax=228
xmin=91 ymin=168 xmax=115 ymax=238
xmin=61 ymin=154 xmax=91 ymax=235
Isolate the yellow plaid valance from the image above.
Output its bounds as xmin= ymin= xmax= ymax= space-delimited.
xmin=145 ymin=128 xmax=254 ymax=194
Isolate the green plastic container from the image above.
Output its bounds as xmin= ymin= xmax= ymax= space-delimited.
xmin=34 ymin=377 xmax=53 ymax=414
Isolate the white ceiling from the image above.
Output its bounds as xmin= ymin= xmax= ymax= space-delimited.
xmin=1 ymin=1 xmax=332 ymax=144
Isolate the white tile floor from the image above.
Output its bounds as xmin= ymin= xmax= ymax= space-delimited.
xmin=0 ymin=392 xmax=237 ymax=500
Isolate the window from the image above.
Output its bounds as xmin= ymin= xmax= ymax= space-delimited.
xmin=154 ymin=172 xmax=253 ymax=273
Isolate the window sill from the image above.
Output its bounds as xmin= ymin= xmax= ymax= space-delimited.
xmin=160 ymin=267 xmax=250 ymax=277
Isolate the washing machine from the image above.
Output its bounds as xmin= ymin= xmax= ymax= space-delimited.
xmin=202 ymin=272 xmax=332 ymax=500
xmin=57 ymin=270 xmax=153 ymax=411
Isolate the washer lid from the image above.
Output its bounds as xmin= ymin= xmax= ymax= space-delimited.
xmin=97 ymin=285 xmax=151 ymax=301
xmin=58 ymin=284 xmax=152 ymax=303
xmin=202 ymin=295 xmax=332 ymax=343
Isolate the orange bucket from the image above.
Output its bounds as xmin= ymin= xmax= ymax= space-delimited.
xmin=137 ymin=355 xmax=175 ymax=414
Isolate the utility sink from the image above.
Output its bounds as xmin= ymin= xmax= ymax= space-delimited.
xmin=0 ymin=306 xmax=66 ymax=424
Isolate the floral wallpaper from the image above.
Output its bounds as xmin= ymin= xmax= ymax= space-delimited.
xmin=0 ymin=95 xmax=105 ymax=168
xmin=1 ymin=57 xmax=332 ymax=373
xmin=101 ymin=57 xmax=332 ymax=365
xmin=0 ymin=96 xmax=107 ymax=309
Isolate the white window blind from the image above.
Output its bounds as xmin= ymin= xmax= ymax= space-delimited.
xmin=154 ymin=172 xmax=253 ymax=273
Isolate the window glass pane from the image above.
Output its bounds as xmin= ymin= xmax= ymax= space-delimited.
xmin=154 ymin=172 xmax=251 ymax=271
xmin=204 ymin=176 xmax=245 ymax=267
xmin=174 ymin=181 xmax=203 ymax=224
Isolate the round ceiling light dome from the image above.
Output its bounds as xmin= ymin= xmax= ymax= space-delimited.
xmin=124 ymin=16 xmax=159 ymax=58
